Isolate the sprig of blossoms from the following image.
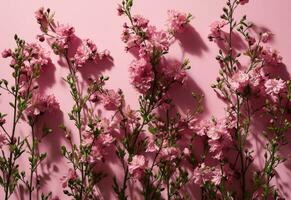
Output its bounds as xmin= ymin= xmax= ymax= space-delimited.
xmin=111 ymin=1 xmax=201 ymax=200
xmin=35 ymin=7 xmax=113 ymax=200
xmin=204 ymin=0 xmax=290 ymax=199
xmin=0 ymin=35 xmax=58 ymax=200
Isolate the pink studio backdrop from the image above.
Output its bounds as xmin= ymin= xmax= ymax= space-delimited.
xmin=0 ymin=0 xmax=291 ymax=199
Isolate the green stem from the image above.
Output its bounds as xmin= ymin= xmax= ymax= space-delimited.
xmin=4 ymin=69 xmax=20 ymax=200
xmin=64 ymin=54 xmax=85 ymax=199
xmin=29 ymin=123 xmax=36 ymax=200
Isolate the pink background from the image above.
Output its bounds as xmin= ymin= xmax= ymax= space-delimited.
xmin=0 ymin=0 xmax=291 ymax=199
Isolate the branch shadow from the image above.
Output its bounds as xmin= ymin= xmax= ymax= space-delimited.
xmin=176 ymin=25 xmax=209 ymax=57
xmin=38 ymin=60 xmax=56 ymax=93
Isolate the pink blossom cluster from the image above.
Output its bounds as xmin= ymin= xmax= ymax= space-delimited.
xmin=208 ymin=20 xmax=227 ymax=41
xmin=264 ymin=78 xmax=286 ymax=102
xmin=0 ymin=132 xmax=7 ymax=149
xmin=119 ymin=8 xmax=191 ymax=95
xmin=35 ymin=7 xmax=75 ymax=55
xmin=193 ymin=117 xmax=234 ymax=160
xmin=47 ymin=24 xmax=75 ymax=55
xmin=82 ymin=118 xmax=116 ymax=163
xmin=100 ymin=89 xmax=122 ymax=111
xmin=61 ymin=168 xmax=78 ymax=188
xmin=260 ymin=47 xmax=283 ymax=65
xmin=128 ymin=155 xmax=147 ymax=179
xmin=229 ymin=68 xmax=265 ymax=95
xmin=129 ymin=58 xmax=154 ymax=93
xmin=193 ymin=163 xmax=222 ymax=186
xmin=167 ymin=10 xmax=191 ymax=33
xmin=2 ymin=42 xmax=50 ymax=96
xmin=26 ymin=93 xmax=59 ymax=118
xmin=73 ymin=39 xmax=111 ymax=68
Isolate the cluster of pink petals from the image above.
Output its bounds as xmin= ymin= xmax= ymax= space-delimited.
xmin=193 ymin=118 xmax=234 ymax=160
xmin=74 ymin=39 xmax=110 ymax=67
xmin=100 ymin=89 xmax=122 ymax=111
xmin=35 ymin=7 xmax=49 ymax=32
xmin=128 ymin=155 xmax=147 ymax=179
xmin=260 ymin=47 xmax=283 ymax=65
xmin=229 ymin=69 xmax=265 ymax=94
xmin=88 ymin=138 xmax=114 ymax=164
xmin=26 ymin=93 xmax=59 ymax=117
xmin=147 ymin=26 xmax=170 ymax=54
xmin=2 ymin=43 xmax=50 ymax=97
xmin=2 ymin=42 xmax=49 ymax=69
xmin=35 ymin=8 xmax=75 ymax=55
xmin=264 ymin=78 xmax=286 ymax=102
xmin=261 ymin=31 xmax=272 ymax=43
xmin=146 ymin=140 xmax=159 ymax=153
xmin=25 ymin=43 xmax=50 ymax=67
xmin=193 ymin=163 xmax=222 ymax=186
xmin=48 ymin=24 xmax=75 ymax=54
xmin=1 ymin=49 xmax=12 ymax=58
xmin=159 ymin=146 xmax=180 ymax=161
xmin=61 ymin=168 xmax=78 ymax=188
xmin=121 ymin=18 xmax=171 ymax=57
xmin=129 ymin=58 xmax=154 ymax=94
xmin=160 ymin=59 xmax=187 ymax=84
xmin=0 ymin=132 xmax=7 ymax=149
xmin=132 ymin=15 xmax=149 ymax=28
xmin=167 ymin=10 xmax=189 ymax=33
xmin=208 ymin=20 xmax=227 ymax=41
xmin=207 ymin=118 xmax=234 ymax=160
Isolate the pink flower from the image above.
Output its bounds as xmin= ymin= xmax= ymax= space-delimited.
xmin=183 ymin=147 xmax=191 ymax=156
xmin=264 ymin=79 xmax=286 ymax=102
xmin=1 ymin=49 xmax=12 ymax=58
xmin=206 ymin=118 xmax=234 ymax=160
xmin=160 ymin=146 xmax=180 ymax=161
xmin=132 ymin=15 xmax=149 ymax=28
xmin=239 ymin=0 xmax=249 ymax=5
xmin=26 ymin=43 xmax=50 ymax=67
xmin=160 ymin=59 xmax=187 ymax=84
xmin=0 ymin=132 xmax=7 ymax=149
xmin=211 ymin=167 xmax=222 ymax=185
xmin=260 ymin=47 xmax=282 ymax=65
xmin=229 ymin=70 xmax=250 ymax=93
xmin=101 ymin=89 xmax=121 ymax=111
xmin=35 ymin=7 xmax=49 ymax=32
xmin=61 ymin=168 xmax=78 ymax=188
xmin=99 ymin=133 xmax=115 ymax=146
xmin=55 ymin=24 xmax=75 ymax=38
xmin=88 ymin=145 xmax=104 ymax=163
xmin=128 ymin=155 xmax=147 ymax=179
xmin=261 ymin=32 xmax=272 ymax=43
xmin=117 ymin=4 xmax=124 ymax=16
xmin=208 ymin=20 xmax=227 ymax=41
xmin=193 ymin=164 xmax=223 ymax=186
xmin=167 ymin=10 xmax=189 ymax=33
xmin=74 ymin=39 xmax=100 ymax=67
xmin=147 ymin=26 xmax=170 ymax=52
xmin=26 ymin=93 xmax=59 ymax=117
xmin=123 ymin=105 xmax=138 ymax=123
xmin=47 ymin=24 xmax=75 ymax=54
xmin=129 ymin=58 xmax=154 ymax=94
xmin=146 ymin=140 xmax=159 ymax=153
xmin=190 ymin=119 xmax=210 ymax=136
